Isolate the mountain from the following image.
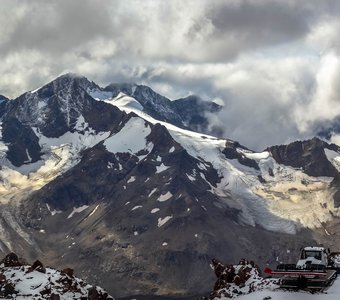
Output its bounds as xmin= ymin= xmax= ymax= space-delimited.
xmin=0 ymin=94 xmax=8 ymax=102
xmin=99 ymin=82 xmax=222 ymax=135
xmin=316 ymin=116 xmax=340 ymax=141
xmin=1 ymin=74 xmax=340 ymax=298
xmin=267 ymin=137 xmax=340 ymax=177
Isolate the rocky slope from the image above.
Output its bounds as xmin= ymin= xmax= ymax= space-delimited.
xmin=0 ymin=74 xmax=340 ymax=298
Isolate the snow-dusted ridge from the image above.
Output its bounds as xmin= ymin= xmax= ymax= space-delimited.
xmin=86 ymin=90 xmax=340 ymax=233
xmin=0 ymin=253 xmax=113 ymax=299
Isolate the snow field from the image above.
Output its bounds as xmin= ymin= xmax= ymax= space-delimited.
xmin=103 ymin=117 xmax=152 ymax=156
xmin=99 ymin=91 xmax=340 ymax=233
xmin=231 ymin=277 xmax=340 ymax=300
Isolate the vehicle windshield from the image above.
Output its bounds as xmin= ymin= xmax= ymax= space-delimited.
xmin=300 ymin=250 xmax=322 ymax=260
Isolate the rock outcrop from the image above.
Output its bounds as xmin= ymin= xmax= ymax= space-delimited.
xmin=203 ymin=258 xmax=277 ymax=299
xmin=0 ymin=253 xmax=113 ymax=299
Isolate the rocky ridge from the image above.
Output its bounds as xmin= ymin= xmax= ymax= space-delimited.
xmin=0 ymin=252 xmax=113 ymax=299
xmin=203 ymin=258 xmax=276 ymax=299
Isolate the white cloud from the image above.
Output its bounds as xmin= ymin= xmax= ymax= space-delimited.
xmin=1 ymin=0 xmax=340 ymax=149
xmin=294 ymin=52 xmax=340 ymax=132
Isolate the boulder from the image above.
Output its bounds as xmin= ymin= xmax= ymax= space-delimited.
xmin=27 ymin=260 xmax=46 ymax=274
xmin=1 ymin=253 xmax=23 ymax=267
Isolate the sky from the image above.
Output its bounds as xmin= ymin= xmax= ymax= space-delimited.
xmin=1 ymin=0 xmax=340 ymax=150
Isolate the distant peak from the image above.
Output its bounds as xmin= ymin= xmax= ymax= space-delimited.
xmin=104 ymin=82 xmax=137 ymax=93
xmin=0 ymin=94 xmax=9 ymax=102
xmin=53 ymin=72 xmax=90 ymax=85
xmin=35 ymin=73 xmax=98 ymax=95
xmin=57 ymin=72 xmax=84 ymax=80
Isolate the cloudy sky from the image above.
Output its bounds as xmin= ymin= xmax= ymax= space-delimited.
xmin=1 ymin=0 xmax=340 ymax=150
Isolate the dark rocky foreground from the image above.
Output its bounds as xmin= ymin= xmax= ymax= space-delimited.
xmin=0 ymin=252 xmax=113 ymax=299
xmin=202 ymin=258 xmax=276 ymax=299
xmin=117 ymin=295 xmax=204 ymax=300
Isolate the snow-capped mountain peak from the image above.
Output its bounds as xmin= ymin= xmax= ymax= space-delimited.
xmin=1 ymin=74 xmax=340 ymax=298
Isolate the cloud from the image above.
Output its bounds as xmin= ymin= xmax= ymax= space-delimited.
xmin=0 ymin=0 xmax=114 ymax=55
xmin=294 ymin=52 xmax=340 ymax=132
xmin=1 ymin=0 xmax=340 ymax=149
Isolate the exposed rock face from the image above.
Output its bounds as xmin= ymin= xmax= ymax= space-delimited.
xmin=103 ymin=83 xmax=223 ymax=135
xmin=222 ymin=141 xmax=259 ymax=170
xmin=172 ymin=95 xmax=222 ymax=135
xmin=4 ymin=74 xmax=124 ymax=139
xmin=268 ymin=138 xmax=340 ymax=177
xmin=0 ymin=95 xmax=8 ymax=102
xmin=1 ymin=253 xmax=23 ymax=267
xmin=268 ymin=138 xmax=340 ymax=210
xmin=28 ymin=260 xmax=46 ymax=273
xmin=2 ymin=117 xmax=42 ymax=166
xmin=0 ymin=95 xmax=9 ymax=118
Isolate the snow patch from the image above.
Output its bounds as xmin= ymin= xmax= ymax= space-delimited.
xmin=187 ymin=173 xmax=196 ymax=181
xmin=241 ymin=150 xmax=270 ymax=160
xmin=87 ymin=88 xmax=113 ymax=101
xmin=132 ymin=205 xmax=142 ymax=211
xmin=148 ymin=188 xmax=157 ymax=197
xmin=158 ymin=215 xmax=173 ymax=227
xmin=103 ymin=117 xmax=152 ymax=157
xmin=24 ymin=149 xmax=32 ymax=163
xmin=1 ymin=264 xmax=111 ymax=299
xmin=156 ymin=163 xmax=170 ymax=174
xmin=46 ymin=204 xmax=62 ymax=216
xmin=157 ymin=191 xmax=173 ymax=202
xmin=110 ymin=93 xmax=144 ymax=111
xmin=67 ymin=205 xmax=89 ymax=219
xmin=88 ymin=205 xmax=99 ymax=217
xmin=127 ymin=176 xmax=136 ymax=183
xmin=325 ymin=148 xmax=340 ymax=172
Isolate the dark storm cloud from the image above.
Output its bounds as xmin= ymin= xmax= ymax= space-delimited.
xmin=182 ymin=0 xmax=314 ymax=62
xmin=1 ymin=0 xmax=114 ymax=55
xmin=210 ymin=1 xmax=308 ymax=41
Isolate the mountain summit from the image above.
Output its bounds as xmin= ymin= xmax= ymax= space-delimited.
xmin=0 ymin=74 xmax=340 ymax=298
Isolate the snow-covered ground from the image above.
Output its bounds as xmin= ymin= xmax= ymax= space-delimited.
xmin=232 ymin=277 xmax=340 ymax=300
xmin=1 ymin=264 xmax=113 ymax=299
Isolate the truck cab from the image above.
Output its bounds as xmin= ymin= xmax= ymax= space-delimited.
xmin=296 ymin=247 xmax=328 ymax=270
